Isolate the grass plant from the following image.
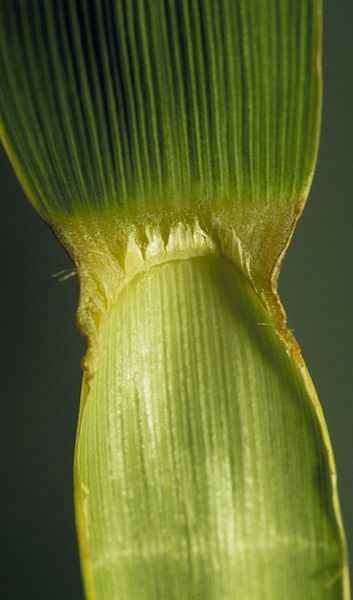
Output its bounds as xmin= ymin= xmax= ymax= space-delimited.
xmin=0 ymin=1 xmax=349 ymax=598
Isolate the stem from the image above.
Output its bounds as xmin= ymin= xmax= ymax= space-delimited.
xmin=74 ymin=255 xmax=345 ymax=599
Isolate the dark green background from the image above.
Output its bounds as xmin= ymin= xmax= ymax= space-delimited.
xmin=1 ymin=4 xmax=352 ymax=598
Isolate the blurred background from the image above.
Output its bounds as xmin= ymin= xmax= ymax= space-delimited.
xmin=0 ymin=3 xmax=352 ymax=598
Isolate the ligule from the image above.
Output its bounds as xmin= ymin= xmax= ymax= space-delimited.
xmin=0 ymin=1 xmax=349 ymax=599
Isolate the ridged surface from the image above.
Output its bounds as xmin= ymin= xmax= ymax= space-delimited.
xmin=76 ymin=257 xmax=344 ymax=599
xmin=2 ymin=3 xmax=347 ymax=598
xmin=0 ymin=0 xmax=321 ymax=218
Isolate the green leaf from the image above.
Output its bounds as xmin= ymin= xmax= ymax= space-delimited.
xmin=0 ymin=1 xmax=349 ymax=599
xmin=0 ymin=2 xmax=320 ymax=220
xmin=76 ymin=255 xmax=347 ymax=599
xmin=0 ymin=0 xmax=325 ymax=341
